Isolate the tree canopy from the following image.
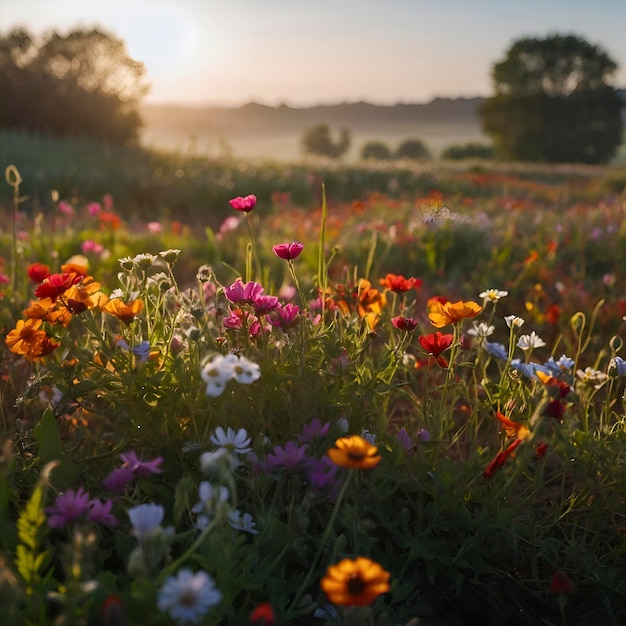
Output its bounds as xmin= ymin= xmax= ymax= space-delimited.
xmin=301 ymin=124 xmax=351 ymax=158
xmin=0 ymin=27 xmax=149 ymax=144
xmin=479 ymin=33 xmax=624 ymax=164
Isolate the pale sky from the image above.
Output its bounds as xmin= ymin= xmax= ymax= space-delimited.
xmin=2 ymin=0 xmax=626 ymax=107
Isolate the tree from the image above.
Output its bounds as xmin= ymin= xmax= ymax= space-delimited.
xmin=479 ymin=33 xmax=624 ymax=164
xmin=0 ymin=27 xmax=148 ymax=144
xmin=441 ymin=142 xmax=494 ymax=161
xmin=360 ymin=141 xmax=392 ymax=161
xmin=394 ymin=139 xmax=431 ymax=160
xmin=301 ymin=124 xmax=351 ymax=158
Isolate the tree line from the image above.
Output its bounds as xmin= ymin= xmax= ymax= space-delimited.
xmin=0 ymin=27 xmax=148 ymax=144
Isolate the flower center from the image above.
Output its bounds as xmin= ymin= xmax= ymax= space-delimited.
xmin=347 ymin=573 xmax=366 ymax=596
xmin=347 ymin=451 xmax=365 ymax=461
xmin=178 ymin=590 xmax=198 ymax=607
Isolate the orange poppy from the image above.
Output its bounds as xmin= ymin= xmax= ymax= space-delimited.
xmin=356 ymin=279 xmax=387 ymax=319
xmin=428 ymin=299 xmax=482 ymax=328
xmin=321 ymin=557 xmax=390 ymax=606
xmin=327 ymin=435 xmax=381 ymax=469
xmin=102 ymin=298 xmax=144 ymax=324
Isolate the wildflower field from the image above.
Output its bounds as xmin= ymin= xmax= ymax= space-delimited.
xmin=0 ymin=147 xmax=625 ymax=626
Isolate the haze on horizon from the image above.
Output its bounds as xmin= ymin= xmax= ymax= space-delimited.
xmin=3 ymin=0 xmax=626 ymax=108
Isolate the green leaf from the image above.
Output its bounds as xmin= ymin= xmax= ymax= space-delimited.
xmin=33 ymin=409 xmax=63 ymax=463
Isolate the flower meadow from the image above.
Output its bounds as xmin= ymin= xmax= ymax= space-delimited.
xmin=0 ymin=162 xmax=625 ymax=626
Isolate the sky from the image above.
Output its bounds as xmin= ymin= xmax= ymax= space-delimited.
xmin=2 ymin=0 xmax=626 ymax=107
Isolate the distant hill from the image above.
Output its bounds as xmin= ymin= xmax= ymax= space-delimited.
xmin=139 ymin=97 xmax=487 ymax=160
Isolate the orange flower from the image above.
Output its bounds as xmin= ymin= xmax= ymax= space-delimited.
xmin=327 ymin=435 xmax=381 ymax=469
xmin=483 ymin=412 xmax=531 ymax=478
xmin=64 ymin=276 xmax=104 ymax=312
xmin=102 ymin=298 xmax=144 ymax=324
xmin=356 ymin=279 xmax=387 ymax=319
xmin=24 ymin=298 xmax=73 ymax=327
xmin=321 ymin=557 xmax=390 ymax=606
xmin=495 ymin=411 xmax=530 ymax=440
xmin=5 ymin=319 xmax=48 ymax=358
xmin=428 ymin=299 xmax=482 ymax=328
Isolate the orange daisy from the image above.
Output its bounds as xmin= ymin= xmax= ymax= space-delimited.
xmin=5 ymin=319 xmax=48 ymax=358
xmin=321 ymin=557 xmax=390 ymax=606
xmin=428 ymin=299 xmax=482 ymax=328
xmin=327 ymin=435 xmax=381 ymax=469
xmin=102 ymin=298 xmax=144 ymax=324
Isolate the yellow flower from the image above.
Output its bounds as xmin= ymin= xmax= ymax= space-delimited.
xmin=102 ymin=298 xmax=144 ymax=324
xmin=428 ymin=299 xmax=482 ymax=328
xmin=327 ymin=435 xmax=381 ymax=469
xmin=321 ymin=557 xmax=390 ymax=606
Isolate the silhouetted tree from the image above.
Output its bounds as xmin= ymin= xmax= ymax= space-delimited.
xmin=0 ymin=27 xmax=148 ymax=144
xmin=441 ymin=142 xmax=494 ymax=160
xmin=395 ymin=139 xmax=431 ymax=160
xmin=301 ymin=124 xmax=351 ymax=158
xmin=361 ymin=141 xmax=392 ymax=161
xmin=480 ymin=33 xmax=623 ymax=163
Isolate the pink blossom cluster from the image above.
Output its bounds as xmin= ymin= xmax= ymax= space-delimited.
xmin=45 ymin=487 xmax=118 ymax=529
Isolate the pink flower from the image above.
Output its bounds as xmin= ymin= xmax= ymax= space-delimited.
xmin=120 ymin=450 xmax=163 ymax=476
xmin=58 ymin=201 xmax=74 ymax=217
xmin=229 ymin=194 xmax=257 ymax=213
xmin=45 ymin=487 xmax=92 ymax=528
xmin=223 ymin=308 xmax=245 ymax=330
xmin=81 ymin=239 xmax=104 ymax=255
xmin=252 ymin=294 xmax=280 ymax=316
xmin=0 ymin=273 xmax=9 ymax=285
xmin=271 ymin=303 xmax=300 ymax=330
xmin=266 ymin=441 xmax=309 ymax=471
xmin=147 ymin=221 xmax=162 ymax=234
xmin=86 ymin=202 xmax=101 ymax=216
xmin=103 ymin=466 xmax=135 ymax=494
xmin=272 ymin=242 xmax=304 ymax=260
xmin=224 ymin=278 xmax=264 ymax=305
xmin=103 ymin=194 xmax=114 ymax=210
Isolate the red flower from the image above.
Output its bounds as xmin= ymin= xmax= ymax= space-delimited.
xmin=273 ymin=242 xmax=304 ymax=260
xmin=391 ymin=316 xmax=418 ymax=331
xmin=550 ymin=571 xmax=573 ymax=596
xmin=379 ymin=273 xmax=421 ymax=292
xmin=229 ymin=194 xmax=257 ymax=213
xmin=249 ymin=602 xmax=275 ymax=624
xmin=418 ymin=331 xmax=453 ymax=357
xmin=34 ymin=272 xmax=82 ymax=301
xmin=543 ymin=399 xmax=566 ymax=421
xmin=27 ymin=262 xmax=51 ymax=283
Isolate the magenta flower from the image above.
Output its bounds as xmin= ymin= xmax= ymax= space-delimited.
xmin=224 ymin=278 xmax=264 ymax=305
xmin=223 ymin=309 xmax=244 ymax=330
xmin=298 ymin=418 xmax=331 ymax=443
xmin=81 ymin=239 xmax=104 ymax=255
xmin=271 ymin=303 xmax=300 ymax=330
xmin=46 ymin=487 xmax=92 ymax=528
xmin=266 ymin=441 xmax=309 ymax=471
xmin=58 ymin=200 xmax=74 ymax=217
xmin=306 ymin=455 xmax=340 ymax=491
xmin=86 ymin=202 xmax=101 ymax=216
xmin=272 ymin=242 xmax=304 ymax=260
xmin=252 ymin=294 xmax=280 ymax=316
xmin=88 ymin=499 xmax=119 ymax=526
xmin=229 ymin=194 xmax=257 ymax=213
xmin=120 ymin=450 xmax=164 ymax=477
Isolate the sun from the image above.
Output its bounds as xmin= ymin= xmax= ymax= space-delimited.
xmin=117 ymin=1 xmax=200 ymax=79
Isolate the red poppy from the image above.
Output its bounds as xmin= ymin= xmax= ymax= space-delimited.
xmin=418 ymin=332 xmax=453 ymax=357
xmin=550 ymin=571 xmax=573 ymax=596
xmin=249 ymin=602 xmax=275 ymax=624
xmin=34 ymin=272 xmax=82 ymax=301
xmin=391 ymin=316 xmax=418 ymax=331
xmin=27 ymin=262 xmax=51 ymax=283
xmin=379 ymin=273 xmax=421 ymax=292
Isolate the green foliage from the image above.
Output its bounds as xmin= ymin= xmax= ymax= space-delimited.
xmin=360 ymin=141 xmax=392 ymax=161
xmin=0 ymin=27 xmax=147 ymax=144
xmin=301 ymin=124 xmax=351 ymax=158
xmin=441 ymin=142 xmax=494 ymax=160
xmin=480 ymin=33 xmax=624 ymax=164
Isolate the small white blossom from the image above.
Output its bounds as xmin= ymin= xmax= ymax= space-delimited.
xmin=576 ymin=367 xmax=608 ymax=389
xmin=466 ymin=321 xmax=495 ymax=340
xmin=192 ymin=481 xmax=229 ymax=529
xmin=232 ymin=356 xmax=261 ymax=384
xmin=517 ymin=331 xmax=546 ymax=351
xmin=228 ymin=510 xmax=259 ymax=534
xmin=479 ymin=289 xmax=508 ymax=303
xmin=128 ymin=503 xmax=165 ymax=541
xmin=210 ymin=427 xmax=252 ymax=455
xmin=157 ymin=569 xmax=222 ymax=624
xmin=132 ymin=253 xmax=157 ymax=270
xmin=505 ymin=315 xmax=525 ymax=329
xmin=199 ymin=449 xmax=230 ymax=474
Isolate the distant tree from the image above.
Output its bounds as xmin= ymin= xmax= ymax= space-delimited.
xmin=394 ymin=139 xmax=431 ymax=160
xmin=301 ymin=124 xmax=351 ymax=158
xmin=360 ymin=141 xmax=392 ymax=161
xmin=479 ymin=33 xmax=624 ymax=163
xmin=0 ymin=27 xmax=148 ymax=144
xmin=441 ymin=142 xmax=494 ymax=161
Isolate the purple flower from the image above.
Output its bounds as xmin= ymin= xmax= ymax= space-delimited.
xmin=298 ymin=418 xmax=330 ymax=443
xmin=46 ymin=487 xmax=92 ymax=528
xmin=396 ymin=427 xmax=413 ymax=452
xmin=305 ymin=456 xmax=340 ymax=491
xmin=271 ymin=304 xmax=300 ymax=330
xmin=88 ymin=499 xmax=119 ymax=526
xmin=266 ymin=440 xmax=309 ymax=471
xmin=229 ymin=194 xmax=257 ymax=213
xmin=103 ymin=466 xmax=135 ymax=494
xmin=120 ymin=450 xmax=164 ymax=477
xmin=272 ymin=242 xmax=304 ymax=260
xmin=252 ymin=294 xmax=280 ymax=316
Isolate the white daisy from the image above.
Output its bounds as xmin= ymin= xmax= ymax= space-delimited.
xmin=517 ymin=331 xmax=546 ymax=351
xmin=479 ymin=288 xmax=508 ymax=303
xmin=210 ymin=427 xmax=252 ymax=455
xmin=228 ymin=510 xmax=259 ymax=535
xmin=157 ymin=569 xmax=222 ymax=624
xmin=128 ymin=503 xmax=164 ymax=541
xmin=504 ymin=315 xmax=525 ymax=329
